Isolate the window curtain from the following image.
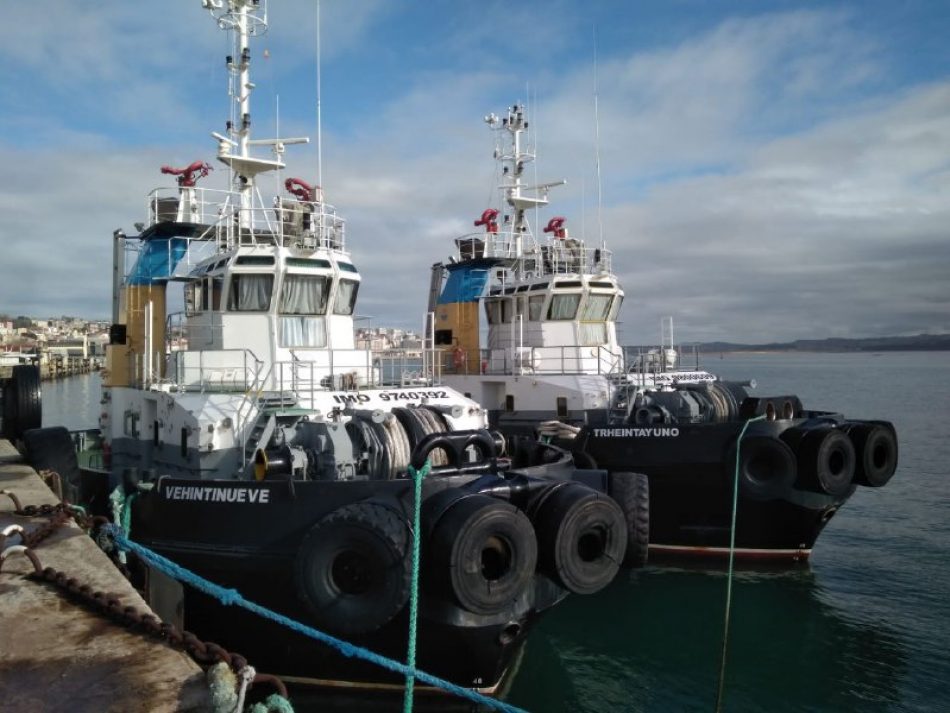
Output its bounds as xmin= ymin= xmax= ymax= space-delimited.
xmin=280 ymin=316 xmax=327 ymax=347
xmin=334 ymin=279 xmax=359 ymax=315
xmin=580 ymin=294 xmax=613 ymax=321
xmin=228 ymin=274 xmax=273 ymax=311
xmin=547 ymin=294 xmax=580 ymax=320
xmin=280 ymin=275 xmax=329 ymax=315
xmin=579 ymin=322 xmax=607 ymax=345
xmin=528 ymin=295 xmax=545 ymax=321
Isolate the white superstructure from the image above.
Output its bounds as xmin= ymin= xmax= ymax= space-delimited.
xmin=429 ymin=105 xmax=715 ymax=418
xmin=102 ymin=0 xmax=485 ymax=481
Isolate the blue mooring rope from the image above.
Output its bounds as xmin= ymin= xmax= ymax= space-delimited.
xmin=715 ymin=414 xmax=767 ymax=711
xmin=403 ymin=460 xmax=431 ymax=713
xmin=103 ymin=522 xmax=527 ymax=713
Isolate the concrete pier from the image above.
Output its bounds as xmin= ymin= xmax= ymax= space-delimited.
xmin=0 ymin=439 xmax=210 ymax=711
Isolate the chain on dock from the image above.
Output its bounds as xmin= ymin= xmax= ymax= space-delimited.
xmin=0 ymin=491 xmax=289 ymax=710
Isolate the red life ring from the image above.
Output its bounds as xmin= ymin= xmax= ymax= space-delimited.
xmin=452 ymin=347 xmax=466 ymax=370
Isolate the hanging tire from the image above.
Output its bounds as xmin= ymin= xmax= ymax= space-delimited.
xmin=295 ymin=501 xmax=411 ymax=637
xmin=608 ymin=472 xmax=650 ymax=568
xmin=842 ymin=421 xmax=898 ymax=487
xmin=729 ymin=436 xmax=797 ymax=501
xmin=790 ymin=428 xmax=855 ymax=496
xmin=21 ymin=427 xmax=81 ymax=502
xmin=428 ymin=494 xmax=537 ymax=615
xmin=1 ymin=365 xmax=41 ymax=440
xmin=531 ymin=483 xmax=627 ymax=595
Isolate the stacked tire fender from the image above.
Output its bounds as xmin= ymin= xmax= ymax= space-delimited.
xmin=731 ymin=418 xmax=898 ymax=501
xmin=293 ymin=478 xmax=629 ymax=639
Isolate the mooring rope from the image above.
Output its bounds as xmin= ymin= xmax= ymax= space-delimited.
xmin=715 ymin=414 xmax=766 ymax=712
xmin=403 ymin=460 xmax=431 ymax=713
xmin=102 ymin=523 xmax=527 ymax=713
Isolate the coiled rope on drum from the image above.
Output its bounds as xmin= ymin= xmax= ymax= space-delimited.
xmin=403 ymin=460 xmax=430 ymax=712
xmin=715 ymin=414 xmax=766 ymax=712
xmin=102 ymin=523 xmax=527 ymax=713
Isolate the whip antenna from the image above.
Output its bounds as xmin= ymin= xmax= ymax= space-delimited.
xmin=593 ymin=25 xmax=605 ymax=250
xmin=316 ymin=0 xmax=323 ymax=187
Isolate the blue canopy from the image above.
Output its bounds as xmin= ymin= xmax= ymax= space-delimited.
xmin=127 ymin=238 xmax=190 ymax=286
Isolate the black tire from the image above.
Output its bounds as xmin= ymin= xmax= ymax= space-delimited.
xmin=794 ymin=428 xmax=856 ymax=496
xmin=295 ymin=502 xmax=411 ymax=637
xmin=842 ymin=422 xmax=898 ymax=487
xmin=21 ymin=427 xmax=81 ymax=502
xmin=428 ymin=494 xmax=537 ymax=615
xmin=2 ymin=365 xmax=41 ymax=440
xmin=730 ymin=436 xmax=797 ymax=501
xmin=531 ymin=483 xmax=627 ymax=595
xmin=608 ymin=472 xmax=650 ymax=568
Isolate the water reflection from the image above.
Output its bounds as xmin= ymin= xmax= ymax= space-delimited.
xmin=508 ymin=566 xmax=906 ymax=712
xmin=40 ymin=372 xmax=101 ymax=431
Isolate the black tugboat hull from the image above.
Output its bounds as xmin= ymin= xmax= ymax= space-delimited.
xmin=497 ymin=407 xmax=898 ymax=562
xmin=126 ymin=463 xmax=598 ymax=692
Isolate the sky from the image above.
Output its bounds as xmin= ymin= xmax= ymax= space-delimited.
xmin=1 ymin=0 xmax=948 ymax=344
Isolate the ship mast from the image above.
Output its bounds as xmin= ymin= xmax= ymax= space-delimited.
xmin=202 ymin=0 xmax=308 ymax=233
xmin=487 ymin=105 xmax=564 ymax=275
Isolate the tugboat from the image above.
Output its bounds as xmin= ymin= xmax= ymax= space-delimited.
xmin=18 ymin=2 xmax=630 ymax=697
xmin=429 ymin=104 xmax=899 ymax=562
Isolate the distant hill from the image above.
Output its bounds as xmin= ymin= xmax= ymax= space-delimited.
xmin=693 ymin=333 xmax=950 ymax=353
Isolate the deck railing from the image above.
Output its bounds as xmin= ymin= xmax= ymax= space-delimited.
xmin=145 ymin=186 xmax=347 ymax=252
xmin=454 ymin=231 xmax=613 ymax=277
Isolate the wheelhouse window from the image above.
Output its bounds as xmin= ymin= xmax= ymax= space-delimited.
xmin=228 ymin=274 xmax=273 ymax=311
xmin=609 ymin=294 xmax=624 ymax=320
xmin=528 ymin=295 xmax=546 ymax=321
xmin=280 ymin=274 xmax=330 ymax=315
xmin=185 ymin=280 xmax=202 ymax=315
xmin=547 ymin=293 xmax=580 ymax=320
xmin=580 ymin=294 xmax=613 ymax=321
xmin=485 ymin=299 xmax=502 ymax=325
xmin=333 ymin=279 xmax=359 ymax=315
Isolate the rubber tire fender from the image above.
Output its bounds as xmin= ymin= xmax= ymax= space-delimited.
xmin=728 ymin=436 xmax=797 ymax=501
xmin=607 ymin=471 xmax=650 ymax=568
xmin=295 ymin=501 xmax=411 ymax=637
xmin=531 ymin=483 xmax=627 ymax=595
xmin=842 ymin=421 xmax=898 ymax=488
xmin=794 ymin=428 xmax=856 ymax=497
xmin=2 ymin=365 xmax=41 ymax=440
xmin=428 ymin=494 xmax=537 ymax=615
xmin=21 ymin=426 xmax=81 ymax=502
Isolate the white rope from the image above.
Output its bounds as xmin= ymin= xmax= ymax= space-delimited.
xmin=235 ymin=665 xmax=256 ymax=712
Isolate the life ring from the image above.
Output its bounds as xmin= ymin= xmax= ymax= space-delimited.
xmin=452 ymin=346 xmax=466 ymax=371
xmin=427 ymin=493 xmax=537 ymax=615
xmin=783 ymin=427 xmax=855 ymax=497
xmin=841 ymin=421 xmax=898 ymax=487
xmin=294 ymin=501 xmax=411 ymax=637
xmin=729 ymin=436 xmax=797 ymax=501
xmin=607 ymin=472 xmax=650 ymax=568
xmin=529 ymin=482 xmax=627 ymax=594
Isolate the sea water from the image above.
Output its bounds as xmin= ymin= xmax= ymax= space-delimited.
xmin=43 ymin=352 xmax=950 ymax=712
xmin=507 ymin=351 xmax=950 ymax=712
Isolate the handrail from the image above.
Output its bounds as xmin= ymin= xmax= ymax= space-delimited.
xmin=146 ymin=185 xmax=348 ymax=252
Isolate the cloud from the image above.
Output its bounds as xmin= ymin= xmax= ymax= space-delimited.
xmin=0 ymin=4 xmax=947 ymax=347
